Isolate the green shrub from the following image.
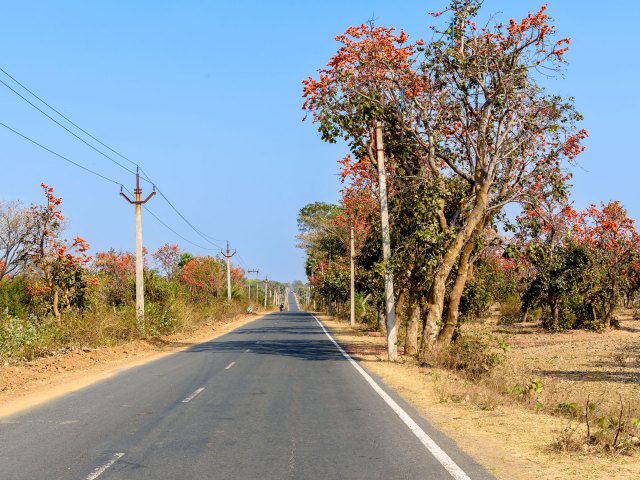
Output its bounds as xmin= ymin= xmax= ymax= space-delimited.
xmin=0 ymin=277 xmax=32 ymax=318
xmin=433 ymin=331 xmax=509 ymax=380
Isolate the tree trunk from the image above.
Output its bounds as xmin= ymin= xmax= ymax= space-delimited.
xmin=377 ymin=306 xmax=387 ymax=335
xmin=405 ymin=303 xmax=420 ymax=356
xmin=395 ymin=289 xmax=406 ymax=341
xmin=438 ymin=238 xmax=474 ymax=345
xmin=417 ymin=191 xmax=488 ymax=362
xmin=52 ymin=288 xmax=61 ymax=321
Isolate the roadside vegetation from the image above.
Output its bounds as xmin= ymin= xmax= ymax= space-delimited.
xmin=0 ymin=184 xmax=282 ymax=362
xmin=300 ymin=0 xmax=640 ymax=463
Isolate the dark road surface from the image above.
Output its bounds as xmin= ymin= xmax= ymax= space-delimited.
xmin=0 ymin=292 xmax=493 ymax=479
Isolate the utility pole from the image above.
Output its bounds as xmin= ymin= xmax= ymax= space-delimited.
xmin=120 ymin=167 xmax=155 ymax=334
xmin=264 ymin=276 xmax=268 ymax=309
xmin=248 ymin=268 xmax=259 ymax=304
xmin=375 ymin=120 xmax=398 ymax=361
xmin=221 ymin=241 xmax=236 ymax=301
xmin=350 ymin=225 xmax=356 ymax=326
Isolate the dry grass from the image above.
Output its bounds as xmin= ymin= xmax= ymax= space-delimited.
xmin=317 ymin=312 xmax=640 ymax=480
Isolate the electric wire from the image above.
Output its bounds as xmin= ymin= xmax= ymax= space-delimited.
xmin=0 ymin=66 xmax=148 ymax=178
xmin=1 ymin=121 xmax=222 ymax=253
xmin=0 ymin=121 xmax=121 ymax=186
xmin=0 ymin=67 xmax=224 ymax=248
xmin=0 ymin=76 xmax=141 ymax=179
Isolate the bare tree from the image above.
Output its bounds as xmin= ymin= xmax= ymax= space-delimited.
xmin=0 ymin=200 xmax=30 ymax=279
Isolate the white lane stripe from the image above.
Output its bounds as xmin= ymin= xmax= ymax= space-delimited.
xmin=224 ymin=361 xmax=235 ymax=370
xmin=181 ymin=387 xmax=205 ymax=403
xmin=313 ymin=315 xmax=471 ymax=480
xmin=85 ymin=453 xmax=124 ymax=480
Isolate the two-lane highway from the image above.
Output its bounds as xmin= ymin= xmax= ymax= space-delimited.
xmin=0 ymin=293 xmax=493 ymax=479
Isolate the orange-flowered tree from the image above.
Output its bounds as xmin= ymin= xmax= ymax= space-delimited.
xmin=573 ymin=202 xmax=640 ymax=329
xmin=94 ymin=249 xmax=136 ymax=307
xmin=25 ymin=184 xmax=91 ymax=320
xmin=152 ymin=243 xmax=182 ymax=280
xmin=303 ymin=2 xmax=587 ymax=357
xmin=179 ymin=256 xmax=225 ymax=302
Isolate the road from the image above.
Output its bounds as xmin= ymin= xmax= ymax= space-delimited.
xmin=0 ymin=292 xmax=493 ymax=479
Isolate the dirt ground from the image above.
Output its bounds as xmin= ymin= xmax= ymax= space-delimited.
xmin=317 ymin=313 xmax=640 ymax=480
xmin=0 ymin=311 xmax=265 ymax=418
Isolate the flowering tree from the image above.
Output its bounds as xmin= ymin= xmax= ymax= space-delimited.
xmin=94 ymin=249 xmax=136 ymax=307
xmin=573 ymin=202 xmax=640 ymax=329
xmin=25 ymin=184 xmax=91 ymax=319
xmin=179 ymin=256 xmax=225 ymax=301
xmin=152 ymin=243 xmax=181 ymax=280
xmin=303 ymin=2 xmax=587 ymax=357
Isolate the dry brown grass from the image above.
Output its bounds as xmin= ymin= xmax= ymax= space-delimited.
xmin=317 ymin=312 xmax=640 ymax=480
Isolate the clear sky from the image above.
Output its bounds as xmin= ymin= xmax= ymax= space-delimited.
xmin=1 ymin=1 xmax=638 ymax=282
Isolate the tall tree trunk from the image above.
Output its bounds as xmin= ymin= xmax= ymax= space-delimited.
xmin=438 ymin=238 xmax=474 ymax=345
xmin=418 ymin=190 xmax=488 ymax=362
xmin=52 ymin=288 xmax=61 ymax=321
xmin=404 ymin=303 xmax=420 ymax=356
xmin=395 ymin=289 xmax=406 ymax=341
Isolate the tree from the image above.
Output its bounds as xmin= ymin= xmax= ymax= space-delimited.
xmin=573 ymin=202 xmax=640 ymax=329
xmin=152 ymin=243 xmax=182 ymax=280
xmin=94 ymin=249 xmax=136 ymax=307
xmin=179 ymin=256 xmax=225 ymax=302
xmin=0 ymin=200 xmax=31 ymax=279
xmin=25 ymin=184 xmax=91 ymax=319
xmin=303 ymin=3 xmax=587 ymax=360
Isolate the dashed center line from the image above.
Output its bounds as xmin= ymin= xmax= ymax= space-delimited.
xmin=84 ymin=452 xmax=124 ymax=480
xmin=224 ymin=361 xmax=235 ymax=370
xmin=181 ymin=387 xmax=205 ymax=403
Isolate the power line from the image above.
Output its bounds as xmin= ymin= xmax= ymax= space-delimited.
xmin=0 ymin=66 xmax=223 ymax=248
xmin=0 ymin=121 xmax=121 ymax=186
xmin=0 ymin=76 xmax=141 ymax=179
xmin=0 ymin=66 xmax=145 ymax=176
xmin=0 ymin=120 xmax=225 ymax=252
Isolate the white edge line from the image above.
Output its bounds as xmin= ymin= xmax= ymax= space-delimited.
xmin=312 ymin=315 xmax=472 ymax=480
xmin=181 ymin=387 xmax=205 ymax=403
xmin=224 ymin=361 xmax=235 ymax=370
xmin=85 ymin=452 xmax=125 ymax=480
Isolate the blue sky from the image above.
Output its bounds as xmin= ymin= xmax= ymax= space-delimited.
xmin=1 ymin=1 xmax=638 ymax=282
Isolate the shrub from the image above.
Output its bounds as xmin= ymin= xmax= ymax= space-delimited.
xmin=432 ymin=331 xmax=510 ymax=380
xmin=0 ymin=276 xmax=32 ymax=318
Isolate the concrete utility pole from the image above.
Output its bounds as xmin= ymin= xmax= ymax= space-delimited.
xmin=375 ymin=120 xmax=398 ymax=361
xmin=221 ymin=241 xmax=237 ymax=301
xmin=264 ymin=276 xmax=268 ymax=309
xmin=350 ymin=225 xmax=356 ymax=327
xmin=120 ymin=167 xmax=155 ymax=334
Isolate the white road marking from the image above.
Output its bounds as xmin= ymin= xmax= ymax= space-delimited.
xmin=313 ymin=315 xmax=472 ymax=480
xmin=181 ymin=387 xmax=205 ymax=403
xmin=224 ymin=361 xmax=235 ymax=370
xmin=85 ymin=453 xmax=124 ymax=480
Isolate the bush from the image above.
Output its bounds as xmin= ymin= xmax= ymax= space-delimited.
xmin=0 ymin=277 xmax=31 ymax=318
xmin=432 ymin=331 xmax=510 ymax=380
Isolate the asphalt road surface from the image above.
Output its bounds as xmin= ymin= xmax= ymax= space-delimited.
xmin=0 ymin=292 xmax=493 ymax=479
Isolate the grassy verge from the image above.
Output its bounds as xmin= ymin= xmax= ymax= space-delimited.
xmin=0 ymin=298 xmax=259 ymax=363
xmin=316 ymin=313 xmax=640 ymax=480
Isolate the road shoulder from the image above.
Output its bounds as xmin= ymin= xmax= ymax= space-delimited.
xmin=315 ymin=314 xmax=640 ymax=480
